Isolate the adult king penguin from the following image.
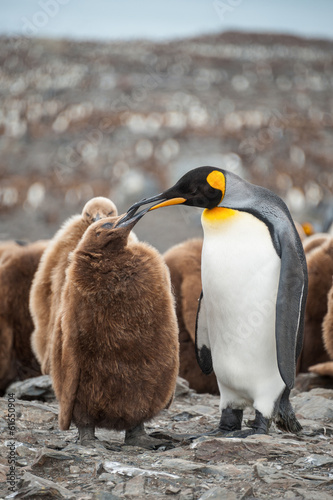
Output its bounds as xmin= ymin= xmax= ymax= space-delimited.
xmin=124 ymin=166 xmax=308 ymax=436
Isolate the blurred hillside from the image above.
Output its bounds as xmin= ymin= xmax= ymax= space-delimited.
xmin=0 ymin=32 xmax=332 ymax=250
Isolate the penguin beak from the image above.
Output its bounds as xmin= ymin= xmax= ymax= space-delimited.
xmin=93 ymin=213 xmax=101 ymax=222
xmin=123 ymin=192 xmax=187 ymax=221
xmin=115 ymin=206 xmax=152 ymax=229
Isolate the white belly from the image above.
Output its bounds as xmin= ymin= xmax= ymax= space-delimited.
xmin=201 ymin=208 xmax=285 ymax=417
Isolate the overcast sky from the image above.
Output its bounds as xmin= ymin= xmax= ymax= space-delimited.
xmin=1 ymin=0 xmax=332 ymax=42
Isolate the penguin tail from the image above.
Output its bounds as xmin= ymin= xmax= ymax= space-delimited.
xmin=275 ymin=387 xmax=302 ymax=434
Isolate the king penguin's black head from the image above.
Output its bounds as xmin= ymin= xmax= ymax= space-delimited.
xmin=123 ymin=167 xmax=226 ymax=221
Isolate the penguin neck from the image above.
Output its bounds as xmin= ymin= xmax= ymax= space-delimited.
xmin=202 ymin=207 xmax=240 ymax=232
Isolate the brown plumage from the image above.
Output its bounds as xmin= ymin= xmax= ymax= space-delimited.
xmin=0 ymin=240 xmax=48 ymax=394
xmin=294 ymin=222 xmax=306 ymax=241
xmin=0 ymin=241 xmax=28 ymax=263
xmin=302 ymin=233 xmax=331 ymax=255
xmin=163 ymin=238 xmax=219 ymax=395
xmin=309 ymin=280 xmax=333 ymax=377
xmin=50 ymin=213 xmax=179 ymax=448
xmin=297 ymin=236 xmax=333 ymax=373
xmin=30 ymin=197 xmax=117 ymax=375
xmin=323 ymin=279 xmax=333 ymax=359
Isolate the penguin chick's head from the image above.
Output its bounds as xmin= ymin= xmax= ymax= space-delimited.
xmin=82 ymin=196 xmax=118 ymax=224
xmin=123 ymin=167 xmax=226 ymax=220
xmin=79 ymin=208 xmax=148 ymax=252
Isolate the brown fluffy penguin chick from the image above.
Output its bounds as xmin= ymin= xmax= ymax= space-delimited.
xmin=323 ymin=280 xmax=333 ymax=359
xmin=163 ymin=239 xmax=219 ymax=395
xmin=0 ymin=241 xmax=28 ymax=263
xmin=294 ymin=222 xmax=306 ymax=242
xmin=297 ymin=236 xmax=333 ymax=373
xmin=309 ymin=281 xmax=333 ymax=377
xmin=0 ymin=240 xmax=48 ymax=394
xmin=30 ymin=197 xmax=117 ymax=375
xmin=51 ymin=213 xmax=179 ymax=449
xmin=303 ymin=233 xmax=331 ymax=256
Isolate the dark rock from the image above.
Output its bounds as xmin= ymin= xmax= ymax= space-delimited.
xmin=5 ymin=376 xmax=55 ymax=402
xmin=14 ymin=471 xmax=76 ymax=499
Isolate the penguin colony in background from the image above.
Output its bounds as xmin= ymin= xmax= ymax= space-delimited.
xmin=0 ymin=240 xmax=48 ymax=394
xmin=125 ymin=166 xmax=308 ymax=436
xmin=51 ymin=212 xmax=179 ymax=449
xmin=318 ymin=283 xmax=333 ymax=374
xmin=297 ymin=236 xmax=333 ymax=373
xmin=308 ymin=238 xmax=333 ymax=377
xmin=30 ymin=197 xmax=118 ymax=374
xmin=163 ymin=238 xmax=219 ymax=395
xmin=302 ymin=233 xmax=331 ymax=255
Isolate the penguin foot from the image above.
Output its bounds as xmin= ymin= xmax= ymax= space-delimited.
xmin=218 ymin=408 xmax=243 ymax=432
xmin=125 ymin=424 xmax=174 ymax=450
xmin=78 ymin=426 xmax=121 ymax=451
xmin=78 ymin=425 xmax=96 ymax=446
xmin=83 ymin=439 xmax=121 ymax=451
xmin=240 ymin=410 xmax=270 ymax=436
xmin=182 ymin=409 xmax=244 ymax=440
xmin=228 ymin=428 xmax=265 ymax=438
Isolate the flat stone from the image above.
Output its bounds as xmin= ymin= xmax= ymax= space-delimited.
xmin=31 ymin=447 xmax=78 ymax=469
xmin=254 ymin=462 xmax=295 ymax=482
xmin=199 ymin=487 xmax=238 ymax=500
xmin=15 ymin=471 xmax=76 ymax=499
xmin=192 ymin=436 xmax=303 ymax=464
xmin=0 ymin=398 xmax=58 ymax=425
xmin=16 ymin=442 xmax=38 ymax=459
xmin=175 ymin=377 xmax=191 ymax=397
xmin=165 ymin=484 xmax=182 ymax=494
xmin=93 ymin=492 xmax=122 ymax=500
xmin=157 ymin=458 xmax=226 ymax=478
xmin=190 ymin=405 xmax=218 ymax=416
xmin=294 ymin=489 xmax=333 ymax=500
xmin=124 ymin=475 xmax=146 ymax=497
xmin=5 ymin=376 xmax=55 ymax=401
xmin=294 ymin=454 xmax=333 ymax=468
xmin=293 ymin=391 xmax=333 ymax=420
xmin=179 ymin=488 xmax=194 ymax=500
xmin=103 ymin=460 xmax=180 ymax=479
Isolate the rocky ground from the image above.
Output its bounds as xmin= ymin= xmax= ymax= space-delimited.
xmin=0 ymin=374 xmax=333 ymax=499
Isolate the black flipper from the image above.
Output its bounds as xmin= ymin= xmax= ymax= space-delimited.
xmin=275 ymin=387 xmax=302 ymax=433
xmin=275 ymin=229 xmax=308 ymax=390
xmin=195 ymin=291 xmax=213 ymax=375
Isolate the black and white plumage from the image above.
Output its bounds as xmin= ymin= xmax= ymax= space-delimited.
xmin=123 ymin=166 xmax=308 ymax=436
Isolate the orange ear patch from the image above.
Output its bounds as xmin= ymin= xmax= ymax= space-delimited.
xmin=206 ymin=170 xmax=226 ymax=198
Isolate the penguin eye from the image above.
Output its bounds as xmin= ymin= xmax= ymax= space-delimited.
xmin=189 ymin=186 xmax=199 ymax=196
xmin=101 ymin=222 xmax=115 ymax=230
xmin=86 ymin=212 xmax=90 ymax=217
xmin=107 ymin=211 xmax=114 ymax=216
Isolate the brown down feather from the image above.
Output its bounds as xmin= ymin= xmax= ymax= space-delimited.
xmin=29 ymin=197 xmax=117 ymax=374
xmin=309 ymin=280 xmax=333 ymax=377
xmin=297 ymin=236 xmax=333 ymax=373
xmin=0 ymin=240 xmax=48 ymax=394
xmin=50 ymin=215 xmax=179 ymax=432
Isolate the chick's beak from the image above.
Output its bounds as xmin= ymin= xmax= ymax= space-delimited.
xmin=115 ymin=206 xmax=152 ymax=229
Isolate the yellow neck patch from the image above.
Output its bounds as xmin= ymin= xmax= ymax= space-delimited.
xmin=206 ymin=170 xmax=226 ymax=199
xmin=202 ymin=207 xmax=238 ymax=223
